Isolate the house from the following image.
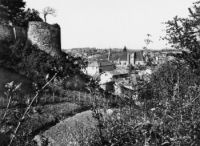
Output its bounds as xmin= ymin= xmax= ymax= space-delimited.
xmin=108 ymin=50 xmax=145 ymax=68
xmin=85 ymin=60 xmax=115 ymax=76
xmin=138 ymin=68 xmax=152 ymax=81
xmin=99 ymin=69 xmax=129 ymax=92
xmin=98 ymin=68 xmax=141 ymax=97
xmin=99 ymin=69 xmax=129 ymax=84
xmin=114 ymin=82 xmax=135 ymax=97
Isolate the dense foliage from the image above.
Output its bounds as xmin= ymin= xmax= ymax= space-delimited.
xmin=3 ymin=0 xmax=200 ymax=145
xmin=1 ymin=0 xmax=43 ymax=27
xmin=1 ymin=0 xmax=25 ymax=18
xmin=0 ymin=40 xmax=88 ymax=89
xmin=0 ymin=39 xmax=89 ymax=145
xmin=165 ymin=1 xmax=200 ymax=75
xmin=21 ymin=8 xmax=43 ymax=27
xmin=90 ymin=61 xmax=200 ymax=146
xmin=0 ymin=0 xmax=91 ymax=145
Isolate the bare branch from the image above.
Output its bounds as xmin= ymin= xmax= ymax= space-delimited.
xmin=8 ymin=73 xmax=58 ymax=146
xmin=42 ymin=6 xmax=56 ymax=22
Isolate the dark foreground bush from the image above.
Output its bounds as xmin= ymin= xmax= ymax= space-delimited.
xmin=89 ymin=61 xmax=200 ymax=146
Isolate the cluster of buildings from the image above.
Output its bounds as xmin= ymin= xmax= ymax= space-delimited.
xmin=83 ymin=48 xmax=180 ymax=96
xmin=86 ymin=50 xmax=145 ymax=76
xmin=84 ymin=49 xmax=147 ymax=96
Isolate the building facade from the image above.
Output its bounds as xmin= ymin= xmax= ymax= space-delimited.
xmin=86 ymin=60 xmax=116 ymax=76
xmin=108 ymin=50 xmax=145 ymax=68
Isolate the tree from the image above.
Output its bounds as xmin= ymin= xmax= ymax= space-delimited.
xmin=1 ymin=40 xmax=89 ymax=88
xmin=137 ymin=60 xmax=200 ymax=145
xmin=42 ymin=6 xmax=56 ymax=23
xmin=144 ymin=33 xmax=153 ymax=49
xmin=143 ymin=34 xmax=154 ymax=66
xmin=165 ymin=1 xmax=200 ymax=75
xmin=1 ymin=0 xmax=43 ymax=27
xmin=1 ymin=0 xmax=25 ymax=24
xmin=21 ymin=8 xmax=43 ymax=27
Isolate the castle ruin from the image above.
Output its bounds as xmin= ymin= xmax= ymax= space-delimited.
xmin=28 ymin=21 xmax=62 ymax=57
xmin=0 ymin=4 xmax=62 ymax=57
xmin=0 ymin=4 xmax=62 ymax=95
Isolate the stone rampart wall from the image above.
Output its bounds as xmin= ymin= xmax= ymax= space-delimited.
xmin=27 ymin=21 xmax=62 ymax=57
xmin=0 ymin=25 xmax=27 ymax=42
xmin=0 ymin=25 xmax=14 ymax=42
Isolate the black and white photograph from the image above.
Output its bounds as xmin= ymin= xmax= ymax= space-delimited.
xmin=0 ymin=0 xmax=200 ymax=145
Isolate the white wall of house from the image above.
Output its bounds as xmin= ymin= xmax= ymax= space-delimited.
xmin=85 ymin=66 xmax=99 ymax=76
xmin=99 ymin=72 xmax=113 ymax=84
xmin=130 ymin=53 xmax=135 ymax=65
xmin=138 ymin=68 xmax=152 ymax=81
xmin=114 ymin=83 xmax=122 ymax=96
xmin=86 ymin=60 xmax=115 ymax=77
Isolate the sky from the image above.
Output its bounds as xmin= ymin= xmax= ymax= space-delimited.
xmin=25 ymin=0 xmax=196 ymax=50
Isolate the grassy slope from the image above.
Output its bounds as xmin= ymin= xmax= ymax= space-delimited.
xmin=0 ymin=90 xmax=94 ymax=145
xmin=43 ymin=110 xmax=97 ymax=146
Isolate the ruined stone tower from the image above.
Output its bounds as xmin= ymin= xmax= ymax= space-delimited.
xmin=0 ymin=4 xmax=9 ymax=25
xmin=0 ymin=3 xmax=62 ymax=57
xmin=0 ymin=4 xmax=32 ymax=96
xmin=0 ymin=5 xmax=14 ymax=42
xmin=27 ymin=21 xmax=62 ymax=57
xmin=0 ymin=4 xmax=26 ymax=42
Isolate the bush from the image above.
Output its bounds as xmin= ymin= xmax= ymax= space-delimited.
xmin=0 ymin=39 xmax=89 ymax=94
xmin=90 ymin=60 xmax=200 ymax=146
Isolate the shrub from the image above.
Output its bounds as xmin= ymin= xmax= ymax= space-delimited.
xmin=90 ymin=60 xmax=200 ymax=146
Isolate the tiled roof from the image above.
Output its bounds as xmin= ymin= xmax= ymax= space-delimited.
xmin=94 ymin=50 xmax=145 ymax=62
xmin=99 ymin=60 xmax=114 ymax=67
xmin=110 ymin=52 xmax=127 ymax=61
xmin=88 ymin=60 xmax=114 ymax=67
xmin=109 ymin=51 xmax=144 ymax=62
xmin=109 ymin=69 xmax=128 ymax=76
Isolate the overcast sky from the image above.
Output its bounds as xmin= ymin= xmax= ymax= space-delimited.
xmin=25 ymin=0 xmax=196 ymax=50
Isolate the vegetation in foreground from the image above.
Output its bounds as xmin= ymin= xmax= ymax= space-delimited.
xmin=84 ymin=1 xmax=200 ymax=145
xmin=2 ymin=0 xmax=200 ymax=146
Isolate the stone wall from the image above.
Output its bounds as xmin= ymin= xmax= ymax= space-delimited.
xmin=14 ymin=26 xmax=27 ymax=41
xmin=0 ymin=25 xmax=27 ymax=43
xmin=0 ymin=20 xmax=62 ymax=56
xmin=0 ymin=5 xmax=27 ymax=43
xmin=0 ymin=25 xmax=14 ymax=42
xmin=0 ymin=5 xmax=9 ymax=25
xmin=27 ymin=21 xmax=62 ymax=57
